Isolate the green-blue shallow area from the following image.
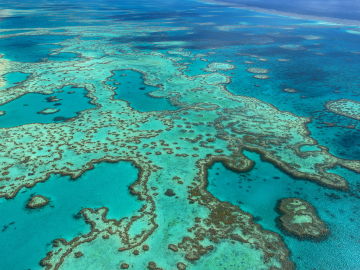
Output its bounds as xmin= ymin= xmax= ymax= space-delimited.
xmin=0 ymin=85 xmax=94 ymax=128
xmin=0 ymin=72 xmax=29 ymax=90
xmin=107 ymin=69 xmax=177 ymax=112
xmin=207 ymin=151 xmax=360 ymax=270
xmin=0 ymin=161 xmax=141 ymax=270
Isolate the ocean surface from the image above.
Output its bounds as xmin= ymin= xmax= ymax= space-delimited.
xmin=0 ymin=0 xmax=359 ymax=269
xmin=215 ymin=0 xmax=360 ymax=21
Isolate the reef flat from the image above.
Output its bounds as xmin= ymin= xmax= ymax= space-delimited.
xmin=0 ymin=0 xmax=359 ymax=269
xmin=276 ymin=198 xmax=329 ymax=240
xmin=26 ymin=194 xmax=50 ymax=209
xmin=38 ymin=108 xmax=60 ymax=115
xmin=326 ymin=99 xmax=360 ymax=121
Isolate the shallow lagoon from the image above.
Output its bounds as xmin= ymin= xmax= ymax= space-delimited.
xmin=108 ymin=69 xmax=177 ymax=112
xmin=0 ymin=161 xmax=140 ymax=270
xmin=0 ymin=85 xmax=94 ymax=128
xmin=0 ymin=72 xmax=29 ymax=90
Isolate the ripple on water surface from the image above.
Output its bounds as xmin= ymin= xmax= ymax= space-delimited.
xmin=0 ymin=161 xmax=141 ymax=270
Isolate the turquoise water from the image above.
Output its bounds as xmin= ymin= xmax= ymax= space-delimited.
xmin=0 ymin=0 xmax=359 ymax=269
xmin=107 ymin=70 xmax=177 ymax=111
xmin=0 ymin=161 xmax=141 ymax=270
xmin=47 ymin=52 xmax=79 ymax=61
xmin=0 ymin=72 xmax=29 ymax=91
xmin=0 ymin=85 xmax=94 ymax=127
xmin=208 ymin=151 xmax=360 ymax=270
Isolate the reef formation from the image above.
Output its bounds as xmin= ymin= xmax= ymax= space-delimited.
xmin=276 ymin=198 xmax=329 ymax=240
xmin=326 ymin=99 xmax=360 ymax=121
xmin=26 ymin=194 xmax=50 ymax=209
xmin=38 ymin=108 xmax=60 ymax=115
xmin=0 ymin=13 xmax=359 ymax=270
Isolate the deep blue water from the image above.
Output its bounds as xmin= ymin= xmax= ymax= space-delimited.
xmin=219 ymin=0 xmax=360 ymax=21
xmin=0 ymin=35 xmax=74 ymax=62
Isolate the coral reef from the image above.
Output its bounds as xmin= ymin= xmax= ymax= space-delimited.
xmin=0 ymin=22 xmax=359 ymax=270
xmin=26 ymin=195 xmax=50 ymax=209
xmin=276 ymin=198 xmax=329 ymax=240
xmin=37 ymin=108 xmax=60 ymax=114
xmin=326 ymin=99 xmax=360 ymax=120
xmin=247 ymin=67 xmax=269 ymax=74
